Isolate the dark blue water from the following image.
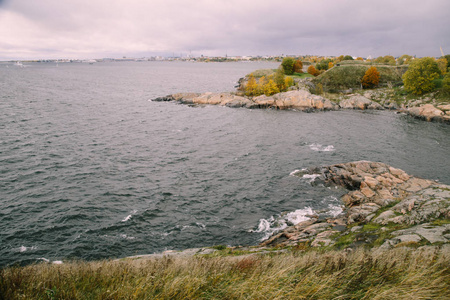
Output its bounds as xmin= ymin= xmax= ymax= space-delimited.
xmin=1 ymin=61 xmax=449 ymax=266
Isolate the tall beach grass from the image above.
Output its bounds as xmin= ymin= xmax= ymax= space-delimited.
xmin=1 ymin=246 xmax=449 ymax=299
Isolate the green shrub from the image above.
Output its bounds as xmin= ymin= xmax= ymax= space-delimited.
xmin=402 ymin=57 xmax=441 ymax=95
xmin=281 ymin=57 xmax=295 ymax=75
xmin=442 ymin=73 xmax=450 ymax=94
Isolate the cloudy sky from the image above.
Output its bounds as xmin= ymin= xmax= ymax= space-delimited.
xmin=0 ymin=0 xmax=449 ymax=60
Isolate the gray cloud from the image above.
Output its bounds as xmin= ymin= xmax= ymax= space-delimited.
xmin=0 ymin=0 xmax=449 ymax=60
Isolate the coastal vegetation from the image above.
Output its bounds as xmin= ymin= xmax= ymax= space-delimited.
xmin=402 ymin=57 xmax=441 ymax=95
xmin=361 ymin=66 xmax=380 ymax=88
xmin=244 ymin=68 xmax=294 ymax=96
xmin=242 ymin=54 xmax=450 ymax=106
xmin=1 ymin=247 xmax=449 ymax=299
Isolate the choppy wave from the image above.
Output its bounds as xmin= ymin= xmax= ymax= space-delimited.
xmin=121 ymin=210 xmax=138 ymax=222
xmin=309 ymin=143 xmax=335 ymax=152
xmin=251 ymin=207 xmax=314 ymax=241
xmin=252 ymin=198 xmax=345 ymax=241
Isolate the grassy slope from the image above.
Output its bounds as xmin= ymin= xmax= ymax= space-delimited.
xmin=313 ymin=64 xmax=407 ymax=92
xmin=1 ymin=247 xmax=449 ymax=299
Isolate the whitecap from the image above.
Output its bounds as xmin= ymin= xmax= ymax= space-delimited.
xmin=251 ymin=207 xmax=314 ymax=241
xmin=289 ymin=169 xmax=301 ymax=176
xmin=284 ymin=207 xmax=314 ymax=224
xmin=52 ymin=261 xmax=63 ymax=264
xmin=121 ymin=209 xmax=137 ymax=222
xmin=309 ymin=143 xmax=335 ymax=152
xmin=327 ymin=204 xmax=344 ymax=217
xmin=19 ymin=246 xmax=36 ymax=253
xmin=122 ymin=215 xmax=132 ymax=222
xmin=120 ymin=234 xmax=135 ymax=240
xmin=37 ymin=258 xmax=50 ymax=263
xmin=301 ymin=174 xmax=321 ymax=182
xmin=196 ymin=222 xmax=206 ymax=229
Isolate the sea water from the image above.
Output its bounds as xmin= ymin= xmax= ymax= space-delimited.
xmin=1 ymin=61 xmax=449 ymax=266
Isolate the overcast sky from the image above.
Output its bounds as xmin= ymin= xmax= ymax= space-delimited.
xmin=0 ymin=0 xmax=449 ymax=60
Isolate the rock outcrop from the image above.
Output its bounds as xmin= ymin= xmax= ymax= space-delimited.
xmin=339 ymin=95 xmax=383 ymax=110
xmin=406 ymin=104 xmax=450 ymax=123
xmin=261 ymin=161 xmax=450 ymax=249
xmin=153 ymin=90 xmax=384 ymax=111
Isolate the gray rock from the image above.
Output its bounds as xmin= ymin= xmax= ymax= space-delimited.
xmin=392 ymin=224 xmax=450 ymax=244
xmin=339 ymin=95 xmax=383 ymax=110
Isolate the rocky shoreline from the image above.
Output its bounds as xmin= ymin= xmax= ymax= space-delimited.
xmin=121 ymin=161 xmax=449 ymax=261
xmin=261 ymin=161 xmax=450 ymax=250
xmin=153 ymin=90 xmax=450 ymax=124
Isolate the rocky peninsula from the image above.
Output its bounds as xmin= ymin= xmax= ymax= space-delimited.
xmin=153 ymin=89 xmax=450 ymax=124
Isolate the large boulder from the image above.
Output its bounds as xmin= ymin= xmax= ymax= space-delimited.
xmin=271 ymin=90 xmax=338 ymax=111
xmin=339 ymin=95 xmax=383 ymax=110
xmin=408 ymin=104 xmax=445 ymax=122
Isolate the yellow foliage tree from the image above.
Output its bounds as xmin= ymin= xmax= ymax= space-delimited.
xmin=245 ymin=74 xmax=258 ymax=96
xmin=356 ymin=57 xmax=364 ymax=61
xmin=361 ymin=66 xmax=380 ymax=89
xmin=328 ymin=62 xmax=334 ymax=69
xmin=403 ymin=57 xmax=440 ymax=95
xmin=263 ymin=79 xmax=279 ymax=96
xmin=284 ymin=76 xmax=294 ymax=89
xmin=437 ymin=58 xmax=448 ymax=75
xmin=257 ymin=76 xmax=266 ymax=95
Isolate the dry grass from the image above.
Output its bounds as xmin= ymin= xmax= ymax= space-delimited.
xmin=1 ymin=247 xmax=449 ymax=299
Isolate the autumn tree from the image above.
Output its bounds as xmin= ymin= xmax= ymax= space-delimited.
xmin=442 ymin=73 xmax=450 ymax=95
xmin=361 ymin=66 xmax=380 ymax=89
xmin=293 ymin=60 xmax=303 ymax=73
xmin=402 ymin=57 xmax=441 ymax=95
xmin=284 ymin=76 xmax=294 ymax=89
xmin=444 ymin=55 xmax=450 ymax=70
xmin=307 ymin=65 xmax=320 ymax=76
xmin=263 ymin=79 xmax=280 ymax=96
xmin=343 ymin=55 xmax=354 ymax=61
xmin=316 ymin=59 xmax=333 ymax=70
xmin=328 ymin=62 xmax=334 ymax=69
xmin=274 ymin=68 xmax=287 ymax=91
xmin=281 ymin=57 xmax=295 ymax=75
xmin=437 ymin=58 xmax=448 ymax=75
xmin=245 ymin=74 xmax=258 ymax=96
xmin=356 ymin=57 xmax=364 ymax=61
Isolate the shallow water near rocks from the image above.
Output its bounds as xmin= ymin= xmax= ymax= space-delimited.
xmin=1 ymin=61 xmax=449 ymax=266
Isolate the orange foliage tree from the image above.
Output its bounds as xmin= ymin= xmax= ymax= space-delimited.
xmin=361 ymin=66 xmax=380 ymax=88
xmin=293 ymin=60 xmax=303 ymax=73
xmin=307 ymin=65 xmax=320 ymax=77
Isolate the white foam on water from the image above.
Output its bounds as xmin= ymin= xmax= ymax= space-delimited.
xmin=290 ymin=169 xmax=301 ymax=176
xmin=52 ymin=261 xmax=63 ymax=264
xmin=309 ymin=143 xmax=335 ymax=152
xmin=327 ymin=204 xmax=344 ymax=217
xmin=19 ymin=246 xmax=36 ymax=253
xmin=290 ymin=168 xmax=307 ymax=176
xmin=196 ymin=222 xmax=206 ymax=229
xmin=301 ymin=174 xmax=321 ymax=183
xmin=285 ymin=207 xmax=314 ymax=224
xmin=120 ymin=234 xmax=135 ymax=240
xmin=251 ymin=207 xmax=314 ymax=241
xmin=121 ymin=209 xmax=138 ymax=222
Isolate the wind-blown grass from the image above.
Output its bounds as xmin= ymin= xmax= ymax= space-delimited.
xmin=1 ymin=247 xmax=449 ymax=299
